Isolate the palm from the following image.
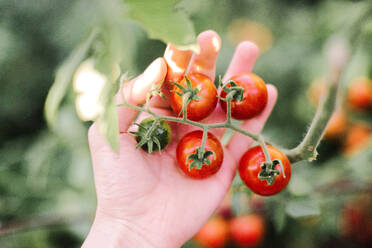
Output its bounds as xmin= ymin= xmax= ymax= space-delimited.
xmin=88 ymin=31 xmax=277 ymax=246
xmin=90 ymin=105 xmax=235 ymax=243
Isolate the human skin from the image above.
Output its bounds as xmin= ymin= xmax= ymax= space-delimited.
xmin=82 ymin=30 xmax=277 ymax=248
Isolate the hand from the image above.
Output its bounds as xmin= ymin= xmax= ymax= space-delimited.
xmin=83 ymin=30 xmax=277 ymax=248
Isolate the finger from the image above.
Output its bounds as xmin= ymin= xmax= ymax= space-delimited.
xmin=223 ymin=41 xmax=259 ymax=82
xmin=187 ymin=30 xmax=221 ymax=79
xmin=158 ymin=43 xmax=193 ymax=105
xmin=227 ymin=85 xmax=278 ymax=161
xmin=214 ymin=150 xmax=237 ymax=190
xmin=116 ymin=58 xmax=167 ymax=133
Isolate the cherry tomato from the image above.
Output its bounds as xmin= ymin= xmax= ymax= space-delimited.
xmin=324 ymin=110 xmax=347 ymax=139
xmin=342 ymin=123 xmax=371 ymax=156
xmin=170 ymin=73 xmax=217 ymax=121
xmin=347 ymin=77 xmax=372 ymax=110
xmin=229 ymin=214 xmax=265 ymax=247
xmin=177 ymin=130 xmax=224 ymax=179
xmin=239 ymin=145 xmax=291 ymax=196
xmin=220 ymin=73 xmax=268 ymax=120
xmin=135 ymin=117 xmax=172 ymax=152
xmin=194 ymin=217 xmax=229 ymax=248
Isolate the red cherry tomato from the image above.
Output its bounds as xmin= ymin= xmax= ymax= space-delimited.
xmin=347 ymin=77 xmax=372 ymax=110
xmin=239 ymin=145 xmax=291 ymax=196
xmin=342 ymin=123 xmax=371 ymax=156
xmin=230 ymin=214 xmax=265 ymax=247
xmin=220 ymin=73 xmax=268 ymax=120
xmin=170 ymin=73 xmax=217 ymax=121
xmin=194 ymin=217 xmax=229 ymax=248
xmin=177 ymin=130 xmax=224 ymax=179
xmin=324 ymin=110 xmax=348 ymax=140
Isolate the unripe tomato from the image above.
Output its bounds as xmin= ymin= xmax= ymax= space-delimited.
xmin=220 ymin=73 xmax=268 ymax=120
xmin=135 ymin=117 xmax=172 ymax=152
xmin=239 ymin=145 xmax=291 ymax=196
xmin=323 ymin=111 xmax=347 ymax=139
xmin=194 ymin=217 xmax=229 ymax=248
xmin=347 ymin=77 xmax=372 ymax=110
xmin=177 ymin=130 xmax=224 ymax=179
xmin=229 ymin=214 xmax=265 ymax=247
xmin=170 ymin=73 xmax=217 ymax=121
xmin=342 ymin=123 xmax=371 ymax=156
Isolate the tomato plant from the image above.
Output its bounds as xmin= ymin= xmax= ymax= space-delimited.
xmin=229 ymin=214 xmax=265 ymax=247
xmin=177 ymin=130 xmax=224 ymax=179
xmin=170 ymin=73 xmax=218 ymax=121
xmin=132 ymin=117 xmax=172 ymax=153
xmin=194 ymin=217 xmax=229 ymax=248
xmin=239 ymin=145 xmax=291 ymax=196
xmin=220 ymin=73 xmax=268 ymax=120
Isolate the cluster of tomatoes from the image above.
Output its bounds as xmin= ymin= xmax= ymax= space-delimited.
xmin=308 ymin=77 xmax=372 ymax=156
xmin=134 ymin=72 xmax=292 ymax=196
xmin=193 ymin=209 xmax=265 ymax=248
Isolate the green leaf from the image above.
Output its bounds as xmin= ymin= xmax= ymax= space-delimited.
xmin=272 ymin=203 xmax=287 ymax=232
xmin=285 ymin=197 xmax=321 ymax=218
xmin=124 ymin=0 xmax=198 ymax=52
xmin=97 ymin=97 xmax=120 ymax=151
xmin=44 ymin=29 xmax=99 ymax=126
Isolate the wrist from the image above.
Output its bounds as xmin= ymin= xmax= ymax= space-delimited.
xmin=82 ymin=211 xmax=163 ymax=248
xmin=82 ymin=213 xmax=157 ymax=248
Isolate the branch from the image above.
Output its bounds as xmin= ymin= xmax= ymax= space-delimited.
xmin=285 ymin=4 xmax=372 ymax=163
xmin=284 ymin=64 xmax=343 ymax=162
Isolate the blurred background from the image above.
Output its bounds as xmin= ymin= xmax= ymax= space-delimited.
xmin=1 ymin=0 xmax=372 ymax=247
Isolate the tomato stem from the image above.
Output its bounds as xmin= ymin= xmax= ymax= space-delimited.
xmin=199 ymin=127 xmax=209 ymax=159
xmin=117 ymin=100 xmax=260 ymax=141
xmin=258 ymin=135 xmax=271 ymax=163
xmin=181 ymin=92 xmax=191 ymax=120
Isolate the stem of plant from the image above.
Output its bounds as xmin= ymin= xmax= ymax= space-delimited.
xmin=199 ymin=127 xmax=209 ymax=159
xmin=282 ymin=3 xmax=371 ymax=163
xmin=182 ymin=92 xmax=191 ymax=120
xmin=225 ymin=92 xmax=234 ymax=125
xmin=259 ymin=135 xmax=272 ymax=163
xmin=117 ymin=88 xmax=260 ymax=141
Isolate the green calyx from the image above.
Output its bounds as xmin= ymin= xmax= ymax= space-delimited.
xmin=258 ymin=159 xmax=286 ymax=185
xmin=172 ymin=76 xmax=201 ymax=101
xmin=187 ymin=147 xmax=215 ymax=170
xmin=131 ymin=118 xmax=171 ymax=154
xmin=172 ymin=77 xmax=201 ymax=116
xmin=219 ymin=78 xmax=244 ymax=102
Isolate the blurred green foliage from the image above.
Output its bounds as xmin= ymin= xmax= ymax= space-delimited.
xmin=1 ymin=0 xmax=372 ymax=247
